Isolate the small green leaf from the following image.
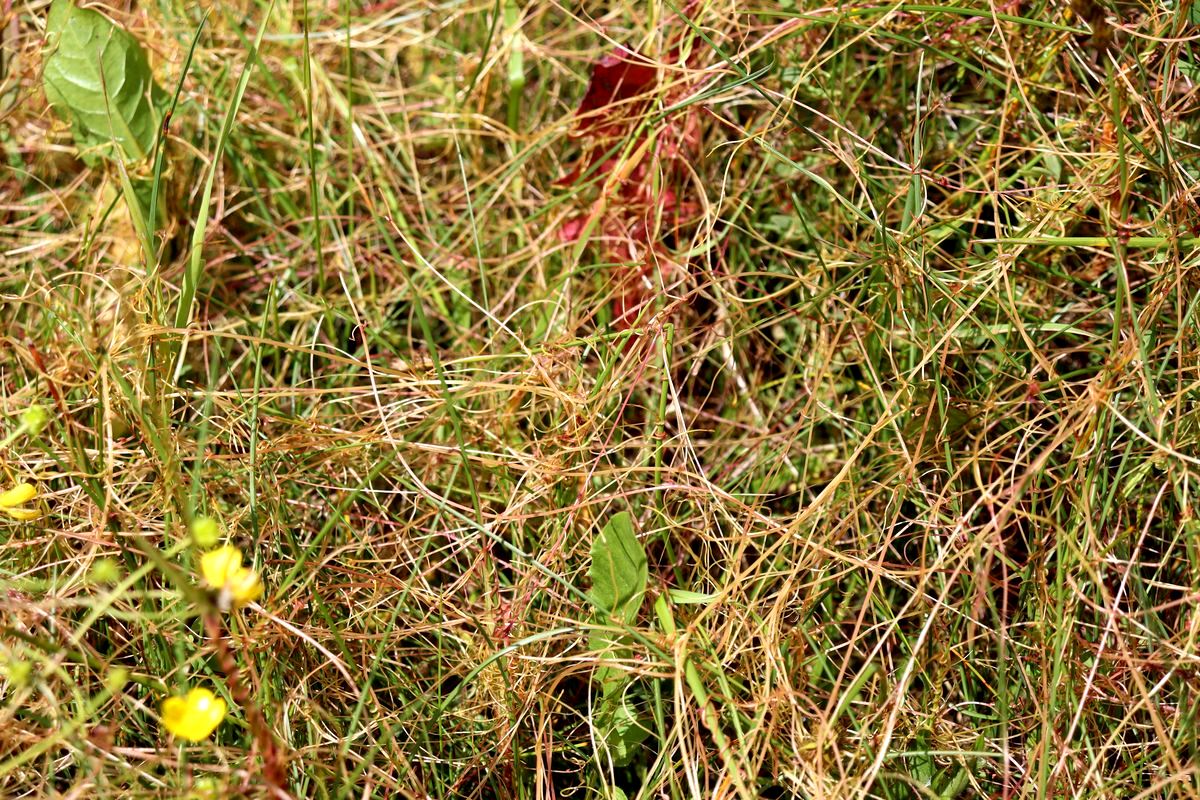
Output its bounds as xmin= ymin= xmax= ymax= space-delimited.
xmin=588 ymin=511 xmax=647 ymax=625
xmin=901 ymin=172 xmax=924 ymax=232
xmin=42 ymin=0 xmax=162 ymax=162
xmin=667 ymin=589 xmax=718 ymax=605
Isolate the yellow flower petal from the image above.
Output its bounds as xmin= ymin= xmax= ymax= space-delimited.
xmin=2 ymin=507 xmax=40 ymax=521
xmin=227 ymin=566 xmax=263 ymax=606
xmin=0 ymin=483 xmax=36 ymax=509
xmin=200 ymin=546 xmax=264 ymax=609
xmin=161 ymin=687 xmax=227 ymax=741
xmin=200 ymin=546 xmax=243 ymax=589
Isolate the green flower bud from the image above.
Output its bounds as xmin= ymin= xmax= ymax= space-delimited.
xmin=3 ymin=658 xmax=33 ymax=687
xmin=105 ymin=666 xmax=129 ymax=693
xmin=20 ymin=405 xmax=50 ymax=436
xmin=190 ymin=517 xmax=221 ymax=549
xmin=186 ymin=777 xmax=222 ymax=800
xmin=89 ymin=557 xmax=122 ymax=585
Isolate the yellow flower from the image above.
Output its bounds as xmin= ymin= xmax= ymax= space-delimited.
xmin=161 ymin=687 xmax=227 ymax=741
xmin=200 ymin=546 xmax=263 ymax=609
xmin=0 ymin=482 xmax=39 ymax=521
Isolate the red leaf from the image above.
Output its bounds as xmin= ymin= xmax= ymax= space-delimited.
xmin=559 ymin=216 xmax=586 ymax=243
xmin=553 ymin=162 xmax=583 ymax=186
xmin=554 ymin=156 xmax=617 ymax=188
xmin=573 ymin=47 xmax=658 ymax=137
xmin=612 ymin=286 xmax=646 ymax=330
xmin=610 ymin=258 xmax=657 ymax=330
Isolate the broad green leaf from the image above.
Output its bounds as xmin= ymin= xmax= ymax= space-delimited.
xmin=588 ymin=511 xmax=646 ymax=625
xmin=42 ymin=0 xmax=162 ymax=162
xmin=595 ymin=679 xmax=650 ymax=767
xmin=587 ymin=512 xmax=650 ymax=769
xmin=910 ymin=732 xmax=935 ymax=786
